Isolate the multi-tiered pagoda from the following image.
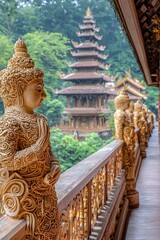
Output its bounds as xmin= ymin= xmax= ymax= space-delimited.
xmin=57 ymin=8 xmax=117 ymax=137
xmin=115 ymin=72 xmax=147 ymax=102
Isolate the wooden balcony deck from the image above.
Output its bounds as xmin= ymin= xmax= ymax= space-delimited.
xmin=125 ymin=125 xmax=160 ymax=240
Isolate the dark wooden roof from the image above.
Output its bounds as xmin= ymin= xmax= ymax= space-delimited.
xmin=61 ymin=72 xmax=114 ymax=82
xmin=113 ymin=0 xmax=160 ymax=86
xmin=71 ymin=51 xmax=108 ymax=60
xmin=63 ymin=107 xmax=112 ymax=116
xmin=72 ymin=41 xmax=106 ymax=51
xmin=77 ymin=31 xmax=102 ymax=40
xmin=57 ymin=85 xmax=117 ymax=95
xmin=69 ymin=61 xmax=106 ymax=70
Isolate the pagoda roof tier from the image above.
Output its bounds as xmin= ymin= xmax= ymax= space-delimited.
xmin=63 ymin=107 xmax=112 ymax=116
xmin=115 ymin=75 xmax=146 ymax=90
xmin=72 ymin=41 xmax=106 ymax=51
xmin=71 ymin=51 xmax=108 ymax=60
xmin=76 ymin=31 xmax=102 ymax=40
xmin=117 ymin=85 xmax=147 ymax=100
xmin=83 ymin=19 xmax=95 ymax=24
xmin=61 ymin=72 xmax=114 ymax=82
xmin=57 ymin=84 xmax=117 ymax=95
xmin=68 ymin=61 xmax=106 ymax=70
xmin=79 ymin=24 xmax=99 ymax=32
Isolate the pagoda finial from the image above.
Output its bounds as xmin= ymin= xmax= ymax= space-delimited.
xmin=86 ymin=7 xmax=92 ymax=17
xmin=126 ymin=70 xmax=131 ymax=79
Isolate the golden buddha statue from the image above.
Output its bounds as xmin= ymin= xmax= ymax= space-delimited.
xmin=114 ymin=88 xmax=139 ymax=208
xmin=126 ymin=100 xmax=134 ymax=124
xmin=0 ymin=39 xmax=60 ymax=239
xmin=134 ymin=100 xmax=147 ymax=157
xmin=142 ymin=104 xmax=149 ymax=146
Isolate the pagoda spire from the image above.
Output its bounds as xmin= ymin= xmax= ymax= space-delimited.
xmin=86 ymin=7 xmax=92 ymax=17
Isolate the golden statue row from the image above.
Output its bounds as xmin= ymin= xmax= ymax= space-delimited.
xmin=0 ymin=39 xmax=154 ymax=239
xmin=114 ymin=88 xmax=154 ymax=207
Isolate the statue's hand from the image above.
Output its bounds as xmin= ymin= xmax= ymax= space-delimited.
xmin=33 ymin=119 xmax=50 ymax=154
xmin=43 ymin=165 xmax=61 ymax=185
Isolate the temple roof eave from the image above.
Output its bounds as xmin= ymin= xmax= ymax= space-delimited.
xmin=79 ymin=24 xmax=100 ymax=32
xmin=61 ymin=72 xmax=114 ymax=82
xmin=63 ymin=108 xmax=112 ymax=116
xmin=56 ymin=85 xmax=118 ymax=95
xmin=70 ymin=51 xmax=108 ymax=60
xmin=117 ymin=85 xmax=147 ymax=100
xmin=115 ymin=77 xmax=146 ymax=90
xmin=76 ymin=32 xmax=102 ymax=40
xmin=68 ymin=61 xmax=106 ymax=70
xmin=71 ymin=41 xmax=106 ymax=51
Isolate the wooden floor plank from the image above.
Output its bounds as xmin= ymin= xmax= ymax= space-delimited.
xmin=125 ymin=125 xmax=160 ymax=240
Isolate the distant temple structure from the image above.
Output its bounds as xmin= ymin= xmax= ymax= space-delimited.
xmin=115 ymin=71 xmax=147 ymax=101
xmin=57 ymin=8 xmax=117 ymax=137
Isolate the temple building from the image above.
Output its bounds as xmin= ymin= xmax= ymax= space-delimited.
xmin=57 ymin=8 xmax=117 ymax=137
xmin=115 ymin=71 xmax=147 ymax=101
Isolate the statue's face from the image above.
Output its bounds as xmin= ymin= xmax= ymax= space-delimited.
xmin=123 ymin=100 xmax=129 ymax=110
xmin=23 ymin=78 xmax=46 ymax=111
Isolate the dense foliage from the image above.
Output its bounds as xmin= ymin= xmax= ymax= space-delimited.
xmin=50 ymin=128 xmax=114 ymax=172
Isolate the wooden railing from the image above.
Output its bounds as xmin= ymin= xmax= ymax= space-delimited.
xmin=56 ymin=140 xmax=125 ymax=239
xmin=56 ymin=126 xmax=110 ymax=131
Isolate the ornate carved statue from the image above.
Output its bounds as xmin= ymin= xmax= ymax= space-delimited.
xmin=142 ymin=104 xmax=149 ymax=146
xmin=0 ymin=39 xmax=61 ymax=239
xmin=126 ymin=100 xmax=134 ymax=124
xmin=134 ymin=100 xmax=147 ymax=157
xmin=147 ymin=109 xmax=154 ymax=136
xmin=114 ymin=88 xmax=139 ymax=208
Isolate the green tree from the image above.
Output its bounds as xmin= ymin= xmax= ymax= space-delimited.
xmin=0 ymin=34 xmax=13 ymax=70
xmin=145 ymin=86 xmax=159 ymax=117
xmin=22 ymin=31 xmax=71 ymax=124
xmin=23 ymin=31 xmax=70 ymax=93
xmin=38 ymin=98 xmax=64 ymax=126
xmin=50 ymin=129 xmax=114 ymax=172
xmin=0 ymin=34 xmax=14 ymax=115
xmin=0 ymin=0 xmax=18 ymax=40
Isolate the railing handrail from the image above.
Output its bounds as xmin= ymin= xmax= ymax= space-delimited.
xmin=56 ymin=139 xmax=123 ymax=211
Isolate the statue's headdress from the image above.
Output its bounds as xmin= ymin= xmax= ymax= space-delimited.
xmin=0 ymin=38 xmax=44 ymax=107
xmin=114 ymin=87 xmax=130 ymax=109
xmin=134 ymin=99 xmax=142 ymax=111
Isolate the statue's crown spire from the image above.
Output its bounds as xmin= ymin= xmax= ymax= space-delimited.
xmin=86 ymin=7 xmax=92 ymax=17
xmin=8 ymin=38 xmax=34 ymax=68
xmin=119 ymin=86 xmax=130 ymax=100
xmin=134 ymin=99 xmax=142 ymax=110
xmin=15 ymin=38 xmax=27 ymax=53
xmin=126 ymin=70 xmax=131 ymax=79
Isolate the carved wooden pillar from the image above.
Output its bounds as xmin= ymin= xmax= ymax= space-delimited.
xmin=93 ymin=117 xmax=96 ymax=128
xmin=67 ymin=96 xmax=71 ymax=108
xmin=75 ymin=96 xmax=78 ymax=107
xmin=98 ymin=96 xmax=102 ymax=108
xmin=86 ymin=96 xmax=89 ymax=107
xmin=98 ymin=97 xmax=101 ymax=108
